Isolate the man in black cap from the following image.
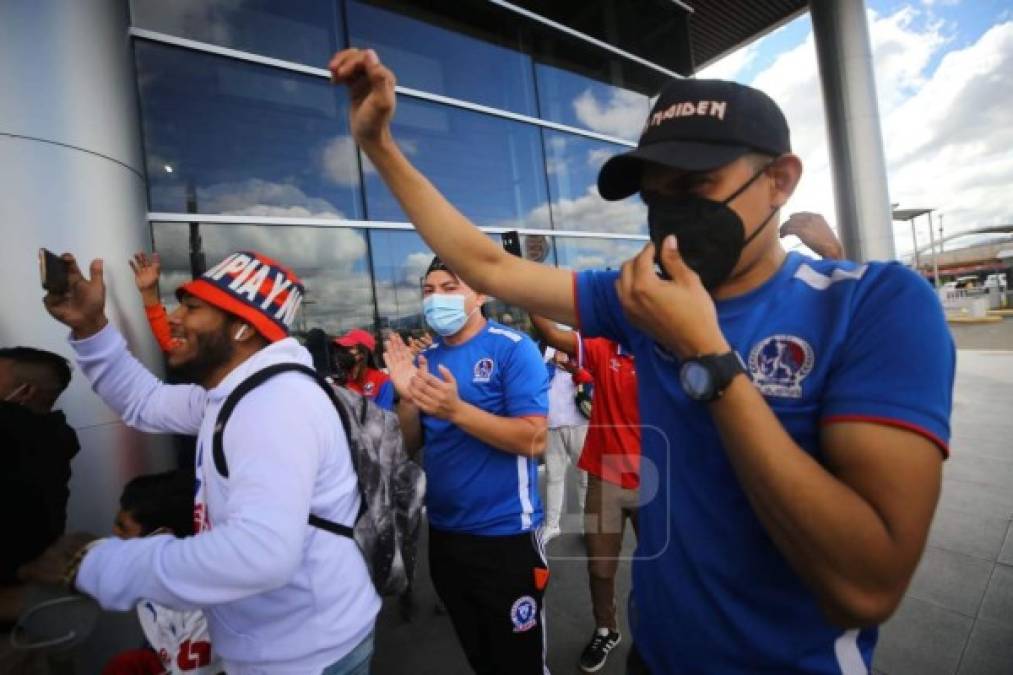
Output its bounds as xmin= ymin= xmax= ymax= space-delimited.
xmin=331 ymin=49 xmax=953 ymax=674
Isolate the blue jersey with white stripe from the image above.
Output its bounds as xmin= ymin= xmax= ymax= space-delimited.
xmin=420 ymin=320 xmax=549 ymax=535
xmin=575 ymin=252 xmax=954 ymax=674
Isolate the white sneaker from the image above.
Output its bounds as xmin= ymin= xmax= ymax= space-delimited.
xmin=542 ymin=525 xmax=561 ymax=543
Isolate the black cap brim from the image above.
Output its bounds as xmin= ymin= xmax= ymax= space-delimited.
xmin=596 ymin=141 xmax=753 ymax=201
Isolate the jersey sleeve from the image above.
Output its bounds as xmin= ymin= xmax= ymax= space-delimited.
xmin=374 ymin=379 xmax=395 ymax=412
xmin=573 ymin=270 xmax=632 ymax=346
xmin=821 ymin=264 xmax=955 ymax=454
xmin=502 ymin=337 xmax=550 ymax=418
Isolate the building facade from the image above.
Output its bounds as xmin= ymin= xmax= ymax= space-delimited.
xmin=131 ymin=0 xmax=669 ymax=339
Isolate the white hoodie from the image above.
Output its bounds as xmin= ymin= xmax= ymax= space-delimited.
xmin=71 ymin=325 xmax=380 ymax=674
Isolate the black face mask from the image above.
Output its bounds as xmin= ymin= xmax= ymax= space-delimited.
xmin=331 ymin=348 xmax=358 ymax=384
xmin=646 ymin=164 xmax=777 ymax=290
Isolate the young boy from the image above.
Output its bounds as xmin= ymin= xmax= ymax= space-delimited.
xmin=103 ymin=471 xmax=223 ymax=675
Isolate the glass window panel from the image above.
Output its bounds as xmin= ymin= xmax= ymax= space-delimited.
xmin=136 ymin=42 xmax=363 ymax=220
xmin=346 ymin=1 xmax=536 ymax=116
xmin=369 ymin=230 xmax=432 ymax=336
xmin=130 ymin=0 xmax=342 ymax=66
xmin=369 ymin=230 xmax=537 ymax=338
xmin=543 ymin=130 xmax=647 ymax=236
xmin=554 ymin=236 xmax=645 ymax=272
xmin=362 ymin=99 xmax=547 ymax=229
xmin=535 ymin=63 xmax=651 ymax=143
xmin=151 ymin=222 xmax=375 ymax=335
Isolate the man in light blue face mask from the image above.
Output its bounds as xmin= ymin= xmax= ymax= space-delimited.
xmin=383 ymin=256 xmax=552 ymax=675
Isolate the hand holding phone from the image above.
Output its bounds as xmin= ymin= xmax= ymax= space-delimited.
xmin=40 ymin=251 xmax=109 ymax=339
xmin=39 ymin=249 xmax=70 ymax=295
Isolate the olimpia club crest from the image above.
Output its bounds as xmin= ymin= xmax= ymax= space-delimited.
xmin=473 ymin=357 xmax=494 ymax=383
xmin=748 ymin=334 xmax=814 ymax=399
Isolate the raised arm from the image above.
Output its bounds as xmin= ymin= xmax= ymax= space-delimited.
xmin=44 ymin=255 xmax=204 ymax=435
xmin=329 ymin=48 xmax=576 ymax=326
xmin=130 ymin=251 xmax=177 ymax=353
xmin=529 ymin=314 xmax=578 ymax=357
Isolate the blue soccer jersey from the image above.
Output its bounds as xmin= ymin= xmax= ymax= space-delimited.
xmin=575 ymin=252 xmax=955 ymax=674
xmin=419 ymin=320 xmax=549 ymax=535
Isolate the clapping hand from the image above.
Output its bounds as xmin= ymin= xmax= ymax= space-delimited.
xmin=384 ymin=333 xmax=419 ymax=403
xmin=409 ymin=355 xmax=462 ymax=421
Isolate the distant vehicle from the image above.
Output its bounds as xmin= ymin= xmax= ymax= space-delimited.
xmin=984 ymin=273 xmax=1008 ymax=290
xmin=955 ymin=275 xmax=980 ymax=289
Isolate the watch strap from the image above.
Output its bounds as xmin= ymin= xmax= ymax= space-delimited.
xmin=696 ymin=350 xmax=747 ymax=401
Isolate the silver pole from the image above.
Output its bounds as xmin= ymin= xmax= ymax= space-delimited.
xmin=810 ymin=0 xmax=895 ymax=262
xmin=927 ymin=211 xmax=940 ymax=287
xmin=910 ymin=220 xmax=921 ymax=271
xmin=0 ymin=0 xmax=175 ymax=532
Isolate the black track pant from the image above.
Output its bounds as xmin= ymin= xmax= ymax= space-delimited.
xmin=429 ymin=527 xmax=549 ymax=675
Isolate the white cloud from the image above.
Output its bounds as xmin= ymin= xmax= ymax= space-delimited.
xmin=506 ymin=186 xmax=647 ymax=236
xmin=155 ymin=223 xmax=373 ymax=333
xmin=358 ymin=138 xmax=418 ymax=176
xmin=402 ymin=251 xmax=433 ymax=284
xmin=321 ymin=136 xmax=361 ymax=187
xmin=586 ymin=147 xmax=615 ymax=170
xmin=196 ymin=178 xmax=346 ymax=219
xmin=742 ymin=8 xmax=1012 ymax=257
xmin=573 ymin=88 xmax=650 ymax=140
xmin=698 ymin=41 xmax=760 ymax=81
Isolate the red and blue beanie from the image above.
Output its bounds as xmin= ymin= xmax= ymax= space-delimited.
xmin=175 ymin=251 xmax=304 ymax=343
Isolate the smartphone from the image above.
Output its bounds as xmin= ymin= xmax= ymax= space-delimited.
xmin=502 ymin=230 xmax=522 ymax=258
xmin=39 ymin=248 xmax=70 ymax=294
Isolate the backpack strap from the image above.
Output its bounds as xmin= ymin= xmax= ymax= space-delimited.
xmin=211 ymin=363 xmax=360 ymax=537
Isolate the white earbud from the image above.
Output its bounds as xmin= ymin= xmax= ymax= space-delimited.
xmin=234 ymin=325 xmax=249 ymax=341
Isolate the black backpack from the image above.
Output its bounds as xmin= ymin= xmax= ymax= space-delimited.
xmin=211 ymin=363 xmax=425 ymax=596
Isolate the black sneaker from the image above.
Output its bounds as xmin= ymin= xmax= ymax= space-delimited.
xmin=579 ymin=628 xmax=621 ymax=672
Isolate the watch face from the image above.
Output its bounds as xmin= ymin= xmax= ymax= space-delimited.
xmin=680 ymin=361 xmax=712 ymax=399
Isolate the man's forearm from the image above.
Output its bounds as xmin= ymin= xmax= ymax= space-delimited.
xmin=708 ymin=376 xmax=905 ymax=624
xmin=530 ymin=314 xmax=577 ymax=356
xmin=449 ymin=402 xmax=546 ymax=457
xmin=360 ymin=136 xmax=577 ymax=325
xmin=362 ymin=136 xmax=507 ymax=294
xmin=72 ymin=323 xmax=204 ymax=435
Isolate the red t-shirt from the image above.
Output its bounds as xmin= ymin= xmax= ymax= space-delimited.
xmin=345 ymin=368 xmax=391 ymax=401
xmin=576 ymin=335 xmax=641 ymax=488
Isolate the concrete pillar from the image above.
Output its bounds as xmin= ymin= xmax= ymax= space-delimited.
xmin=0 ymin=0 xmax=174 ymax=533
xmin=810 ymin=0 xmax=895 ymax=262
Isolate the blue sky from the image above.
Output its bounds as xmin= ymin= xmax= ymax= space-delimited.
xmin=699 ymin=0 xmax=1013 ymax=256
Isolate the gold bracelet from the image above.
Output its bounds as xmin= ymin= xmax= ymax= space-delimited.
xmin=63 ymin=539 xmax=103 ymax=591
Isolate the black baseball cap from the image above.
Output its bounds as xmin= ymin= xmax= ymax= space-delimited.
xmin=597 ymin=78 xmax=791 ymax=201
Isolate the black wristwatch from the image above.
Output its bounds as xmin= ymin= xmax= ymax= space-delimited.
xmin=679 ymin=351 xmax=747 ymax=402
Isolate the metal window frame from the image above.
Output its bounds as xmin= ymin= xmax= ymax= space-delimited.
xmin=485 ymin=0 xmax=687 ymax=79
xmin=128 ymin=27 xmax=638 ymax=149
xmin=132 ymin=16 xmax=654 ymax=251
xmin=148 ymin=212 xmax=649 ymax=241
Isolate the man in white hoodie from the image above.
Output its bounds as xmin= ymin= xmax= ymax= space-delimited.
xmin=38 ymin=250 xmax=380 ymax=675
